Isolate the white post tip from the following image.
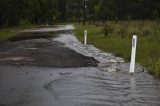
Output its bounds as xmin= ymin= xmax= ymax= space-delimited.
xmin=84 ymin=30 xmax=87 ymax=45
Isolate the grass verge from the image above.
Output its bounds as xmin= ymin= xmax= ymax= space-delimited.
xmin=0 ymin=30 xmax=16 ymax=41
xmin=0 ymin=24 xmax=38 ymax=42
xmin=73 ymin=21 xmax=160 ymax=78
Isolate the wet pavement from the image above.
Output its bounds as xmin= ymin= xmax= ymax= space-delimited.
xmin=0 ymin=25 xmax=160 ymax=106
xmin=0 ymin=25 xmax=97 ymax=67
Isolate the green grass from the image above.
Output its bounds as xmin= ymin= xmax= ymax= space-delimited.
xmin=73 ymin=21 xmax=160 ymax=78
xmin=0 ymin=30 xmax=16 ymax=41
xmin=0 ymin=24 xmax=38 ymax=42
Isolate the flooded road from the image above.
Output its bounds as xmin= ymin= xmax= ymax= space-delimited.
xmin=0 ymin=25 xmax=160 ymax=106
xmin=0 ymin=64 xmax=160 ymax=106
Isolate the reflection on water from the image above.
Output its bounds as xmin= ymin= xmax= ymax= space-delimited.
xmin=130 ymin=75 xmax=136 ymax=91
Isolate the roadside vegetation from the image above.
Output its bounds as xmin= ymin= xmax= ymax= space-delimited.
xmin=0 ymin=30 xmax=16 ymax=41
xmin=73 ymin=21 xmax=160 ymax=78
xmin=0 ymin=24 xmax=39 ymax=42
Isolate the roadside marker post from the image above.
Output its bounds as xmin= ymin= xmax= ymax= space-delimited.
xmin=84 ymin=30 xmax=87 ymax=45
xmin=129 ymin=35 xmax=137 ymax=74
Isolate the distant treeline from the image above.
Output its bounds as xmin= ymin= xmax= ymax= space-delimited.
xmin=0 ymin=0 xmax=58 ymax=27
xmin=0 ymin=0 xmax=160 ymax=27
xmin=87 ymin=0 xmax=160 ymax=21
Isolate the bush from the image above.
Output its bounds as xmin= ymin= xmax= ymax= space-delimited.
xmin=142 ymin=27 xmax=152 ymax=37
xmin=128 ymin=27 xmax=140 ymax=36
xmin=103 ymin=23 xmax=113 ymax=36
xmin=118 ymin=25 xmax=126 ymax=38
xmin=116 ymin=22 xmax=129 ymax=38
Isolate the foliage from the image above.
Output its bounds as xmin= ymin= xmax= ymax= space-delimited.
xmin=0 ymin=0 xmax=160 ymax=28
xmin=0 ymin=0 xmax=58 ymax=26
xmin=0 ymin=24 xmax=38 ymax=41
xmin=0 ymin=30 xmax=16 ymax=41
xmin=103 ymin=23 xmax=113 ymax=36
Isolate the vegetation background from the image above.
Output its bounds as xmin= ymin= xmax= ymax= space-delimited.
xmin=0 ymin=0 xmax=160 ymax=26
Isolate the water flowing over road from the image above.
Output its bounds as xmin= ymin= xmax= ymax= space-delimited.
xmin=0 ymin=25 xmax=160 ymax=106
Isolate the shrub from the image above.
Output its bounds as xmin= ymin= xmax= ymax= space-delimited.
xmin=142 ymin=27 xmax=152 ymax=37
xmin=103 ymin=23 xmax=113 ymax=36
xmin=119 ymin=25 xmax=126 ymax=38
xmin=128 ymin=27 xmax=140 ymax=36
xmin=116 ymin=24 xmax=128 ymax=38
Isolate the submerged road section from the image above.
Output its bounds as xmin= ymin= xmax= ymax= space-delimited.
xmin=0 ymin=25 xmax=160 ymax=106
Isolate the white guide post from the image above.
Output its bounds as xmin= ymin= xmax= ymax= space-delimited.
xmin=129 ymin=35 xmax=137 ymax=74
xmin=84 ymin=30 xmax=87 ymax=45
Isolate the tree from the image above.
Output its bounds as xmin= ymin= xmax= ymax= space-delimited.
xmin=0 ymin=0 xmax=160 ymax=28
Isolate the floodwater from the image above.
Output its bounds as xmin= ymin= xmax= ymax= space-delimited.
xmin=0 ymin=64 xmax=160 ymax=106
xmin=0 ymin=25 xmax=160 ymax=106
xmin=44 ymin=64 xmax=160 ymax=106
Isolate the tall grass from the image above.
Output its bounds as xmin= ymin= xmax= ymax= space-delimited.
xmin=73 ymin=21 xmax=160 ymax=78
